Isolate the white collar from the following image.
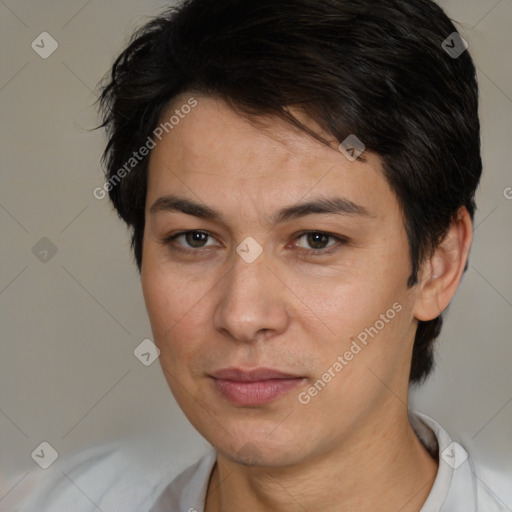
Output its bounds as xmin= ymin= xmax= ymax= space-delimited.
xmin=150 ymin=410 xmax=506 ymax=512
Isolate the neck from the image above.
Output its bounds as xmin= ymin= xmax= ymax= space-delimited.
xmin=204 ymin=408 xmax=438 ymax=512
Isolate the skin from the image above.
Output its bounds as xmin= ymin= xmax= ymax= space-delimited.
xmin=141 ymin=94 xmax=473 ymax=511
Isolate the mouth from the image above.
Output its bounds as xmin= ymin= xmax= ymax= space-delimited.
xmin=209 ymin=367 xmax=306 ymax=406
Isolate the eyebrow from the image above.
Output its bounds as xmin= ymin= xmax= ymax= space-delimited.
xmin=149 ymin=194 xmax=373 ymax=224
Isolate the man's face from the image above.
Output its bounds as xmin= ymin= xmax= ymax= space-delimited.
xmin=142 ymin=95 xmax=422 ymax=466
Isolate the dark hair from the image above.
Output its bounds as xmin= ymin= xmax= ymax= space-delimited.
xmin=97 ymin=0 xmax=481 ymax=385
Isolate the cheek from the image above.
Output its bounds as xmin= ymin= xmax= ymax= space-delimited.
xmin=286 ymin=263 xmax=399 ymax=340
xmin=141 ymin=265 xmax=221 ymax=425
xmin=142 ymin=239 xmax=198 ymax=331
xmin=141 ymin=269 xmax=176 ymax=338
xmin=141 ymin=258 xmax=216 ymax=371
xmin=290 ymin=257 xmax=412 ymax=386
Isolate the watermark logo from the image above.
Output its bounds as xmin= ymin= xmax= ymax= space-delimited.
xmin=236 ymin=237 xmax=263 ymax=264
xmin=339 ymin=134 xmax=366 ymax=162
xmin=31 ymin=441 xmax=58 ymax=469
xmin=31 ymin=32 xmax=58 ymax=59
xmin=442 ymin=32 xmax=468 ymax=59
xmin=32 ymin=237 xmax=58 ymax=263
xmin=134 ymin=339 xmax=160 ymax=366
xmin=441 ymin=442 xmax=468 ymax=469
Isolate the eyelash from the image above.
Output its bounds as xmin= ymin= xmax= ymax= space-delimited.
xmin=162 ymin=230 xmax=348 ymax=257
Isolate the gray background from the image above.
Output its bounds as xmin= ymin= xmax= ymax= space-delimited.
xmin=1 ymin=0 xmax=511 ymax=509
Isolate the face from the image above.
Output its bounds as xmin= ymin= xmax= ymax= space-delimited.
xmin=141 ymin=95 xmax=422 ymax=467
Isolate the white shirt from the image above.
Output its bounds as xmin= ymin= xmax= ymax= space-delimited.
xmin=18 ymin=411 xmax=510 ymax=512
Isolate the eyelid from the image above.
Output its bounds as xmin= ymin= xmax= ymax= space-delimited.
xmin=291 ymin=231 xmax=348 ymax=255
xmin=162 ymin=230 xmax=220 ymax=250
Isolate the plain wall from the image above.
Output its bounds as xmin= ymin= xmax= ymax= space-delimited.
xmin=1 ymin=0 xmax=511 ymax=509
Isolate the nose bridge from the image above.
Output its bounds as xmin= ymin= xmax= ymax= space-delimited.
xmin=213 ymin=250 xmax=288 ymax=342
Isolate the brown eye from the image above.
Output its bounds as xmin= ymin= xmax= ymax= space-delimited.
xmin=309 ymin=232 xmax=329 ymax=249
xmin=183 ymin=231 xmax=209 ymax=248
xmin=165 ymin=231 xmax=218 ymax=251
xmin=296 ymin=232 xmax=338 ymax=251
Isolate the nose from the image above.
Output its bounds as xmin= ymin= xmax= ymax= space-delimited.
xmin=212 ymin=251 xmax=290 ymax=344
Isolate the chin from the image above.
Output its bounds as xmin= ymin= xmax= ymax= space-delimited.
xmin=213 ymin=430 xmax=307 ymax=468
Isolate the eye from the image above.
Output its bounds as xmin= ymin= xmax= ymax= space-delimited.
xmin=164 ymin=230 xmax=219 ymax=251
xmin=294 ymin=231 xmax=346 ymax=254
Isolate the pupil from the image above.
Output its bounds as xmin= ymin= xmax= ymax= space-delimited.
xmin=187 ymin=232 xmax=207 ymax=247
xmin=308 ymin=232 xmax=327 ymax=249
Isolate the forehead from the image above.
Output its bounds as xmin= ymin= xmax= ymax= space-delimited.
xmin=152 ymin=96 xmax=329 ymax=171
xmin=146 ymin=95 xmax=396 ymax=219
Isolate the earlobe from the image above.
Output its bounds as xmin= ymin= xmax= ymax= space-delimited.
xmin=413 ymin=207 xmax=473 ymax=322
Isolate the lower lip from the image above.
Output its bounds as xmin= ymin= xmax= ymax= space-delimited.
xmin=211 ymin=378 xmax=304 ymax=406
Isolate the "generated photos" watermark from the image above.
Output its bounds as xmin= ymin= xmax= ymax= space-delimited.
xmin=298 ymin=301 xmax=403 ymax=404
xmin=93 ymin=97 xmax=198 ymax=200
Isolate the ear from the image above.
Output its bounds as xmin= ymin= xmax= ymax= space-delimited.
xmin=413 ymin=206 xmax=473 ymax=322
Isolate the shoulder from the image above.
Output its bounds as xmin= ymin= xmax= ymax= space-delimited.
xmin=472 ymin=465 xmax=512 ymax=512
xmin=411 ymin=411 xmax=511 ymax=512
xmin=149 ymin=447 xmax=217 ymax=512
xmin=19 ymin=440 xmax=217 ymax=512
xmin=18 ymin=440 xmax=172 ymax=512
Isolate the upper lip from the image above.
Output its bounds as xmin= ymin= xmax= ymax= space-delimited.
xmin=210 ymin=367 xmax=302 ymax=382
